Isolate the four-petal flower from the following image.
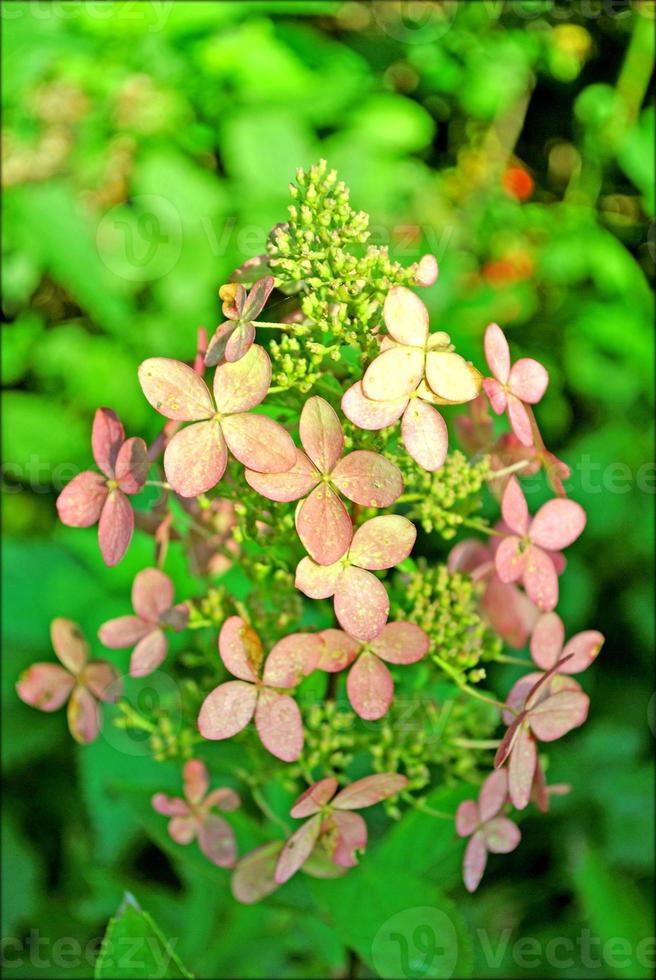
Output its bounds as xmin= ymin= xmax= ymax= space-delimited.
xmin=205 ymin=276 xmax=275 ymax=365
xmin=455 ymin=769 xmax=521 ymax=892
xmin=530 ymin=612 xmax=604 ymax=675
xmin=483 ymin=322 xmax=548 ymax=447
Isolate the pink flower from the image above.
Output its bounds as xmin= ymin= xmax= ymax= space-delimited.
xmin=495 ymin=664 xmax=590 ymax=810
xmin=151 ymin=759 xmax=240 ymax=867
xmin=316 ymin=623 xmax=429 ymax=720
xmin=482 ymin=322 xmax=548 ymax=447
xmin=16 ymin=619 xmax=121 ymax=744
xmin=275 ymin=773 xmax=409 ymax=885
xmin=295 ymin=515 xmax=416 ymax=641
xmin=413 ymin=253 xmax=439 ymax=287
xmin=197 ymin=617 xmax=322 ymax=762
xmin=98 ymin=568 xmax=188 ymax=678
xmin=205 ymin=277 xmax=275 ymax=366
xmin=56 ymin=408 xmax=148 ymax=566
xmin=455 ymin=769 xmax=521 ymax=892
xmin=138 ymin=345 xmax=296 ymax=498
xmin=453 ymin=395 xmax=495 ymax=455
xmin=342 ymin=287 xmax=482 ymax=472
xmin=245 ymin=396 xmax=404 ymax=565
xmin=530 ymin=612 xmax=604 ymax=675
xmin=494 ymin=477 xmax=586 ymax=611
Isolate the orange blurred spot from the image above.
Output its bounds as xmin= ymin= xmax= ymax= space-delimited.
xmin=503 ymin=166 xmax=534 ymax=202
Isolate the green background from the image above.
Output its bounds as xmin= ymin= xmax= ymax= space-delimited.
xmin=2 ymin=1 xmax=654 ymax=977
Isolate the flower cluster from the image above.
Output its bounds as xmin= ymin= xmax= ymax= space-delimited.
xmin=16 ymin=162 xmax=603 ymax=900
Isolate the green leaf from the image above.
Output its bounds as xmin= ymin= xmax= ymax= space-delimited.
xmin=95 ymin=895 xmax=194 ymax=978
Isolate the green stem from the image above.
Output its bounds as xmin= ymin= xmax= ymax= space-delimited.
xmin=492 ymin=653 xmax=534 ymax=667
xmin=460 ymin=517 xmax=505 ymax=538
xmin=486 ymin=460 xmax=530 ymax=481
xmin=449 ymin=737 xmax=501 ymax=750
xmin=251 ymin=787 xmax=291 ymax=835
xmin=433 ymin=655 xmax=513 ymax=714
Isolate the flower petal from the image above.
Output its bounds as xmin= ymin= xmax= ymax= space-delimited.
xmin=334 ymin=566 xmax=389 ymax=642
xmin=530 ymin=612 xmax=565 ymax=671
xmin=219 ymin=617 xmax=263 ymax=682
xmin=183 ymin=758 xmax=209 ymax=804
xmin=169 ymin=815 xmax=196 ymax=845
xmin=484 ymin=322 xmax=510 ymax=383
xmin=316 ymin=629 xmax=360 ymax=672
xmin=263 ymin=633 xmax=322 ymax=688
xmin=507 ymin=395 xmax=533 ymax=447
xmin=528 ymin=689 xmax=590 ymax=741
xmin=329 ymin=810 xmax=368 ymax=867
xmin=483 ymin=816 xmax=521 ymax=854
xmin=225 ymin=322 xmax=255 ymax=363
xmin=242 ymin=276 xmax=275 ymax=320
xmin=56 ymin=471 xmax=107 ymax=528
xmin=560 ymin=630 xmax=604 ymax=674
xmin=204 ymin=787 xmax=241 ymax=812
xmin=483 ymin=377 xmax=508 ymax=415
xmin=164 ymin=421 xmax=227 ymax=498
xmin=362 ymin=345 xmax=425 ymax=402
xmin=299 ymin=396 xmax=344 ymax=474
xmin=331 ymin=451 xmax=403 ymax=507
xmin=401 ymin=399 xmax=448 ymax=471
xmin=455 ymin=800 xmax=479 ymax=837
xmin=152 ymin=794 xmax=189 ymax=817
xmin=222 ymin=413 xmax=296 ymax=474
xmin=494 ymin=536 xmax=525 ymax=584
xmin=523 ymin=545 xmax=559 ymax=611
xmin=341 ymin=381 xmax=407 ymax=431
xmin=245 ymin=448 xmax=319 ymax=502
xmin=67 ymin=685 xmax=101 ymax=744
xmin=383 ymin=286 xmax=429 ymax=347
xmin=231 ymin=842 xmax=284 ymax=904
xmin=115 ymin=437 xmax=149 ymax=494
xmin=448 ymin=539 xmax=492 ymax=574
xmin=509 ymin=358 xmax=549 ymax=403
xmin=275 ymin=814 xmax=322 ymax=884
xmin=212 ymin=344 xmax=271 ymax=413
xmin=138 ymin=358 xmax=214 ymax=421
xmin=346 ymin=652 xmax=393 ymax=720
xmin=198 ymin=680 xmax=257 ymax=740
xmin=349 ymin=515 xmax=416 ymax=571
xmin=129 ymin=629 xmax=167 ymax=678
xmin=83 ymin=661 xmax=122 ymax=703
xmin=255 ymin=688 xmax=303 ymax=762
xmin=132 ymin=568 xmax=174 ymax=622
xmin=332 ymin=773 xmax=408 ymax=810
xmin=295 ymin=556 xmax=342 ymax=599
xmin=51 ymin=618 xmax=90 ymax=673
xmin=530 ymin=498 xmax=587 ymax=551
xmin=369 ymin=621 xmax=429 ymax=665
xmin=198 ymin=813 xmax=237 ymax=868
xmin=98 ymin=616 xmax=151 ymax=649
xmin=463 ymin=832 xmax=488 ymax=893
xmin=16 ymin=663 xmax=75 ymax=712
xmin=414 ymin=253 xmax=438 ymax=287
xmin=92 ymin=408 xmax=125 ymax=477
xmin=204 ymin=321 xmax=235 ymax=367
xmin=98 ymin=490 xmax=134 ymax=566
xmin=291 ymin=777 xmax=339 ymax=818
xmin=482 ymin=577 xmax=539 ymax=649
xmin=478 ymin=769 xmax=508 ymax=822
xmin=508 ymin=725 xmax=537 ymax=810
xmin=296 ymin=485 xmax=353 ymax=565
xmin=501 ymin=477 xmax=529 ymax=535
xmin=425 ymin=351 xmax=482 ymax=403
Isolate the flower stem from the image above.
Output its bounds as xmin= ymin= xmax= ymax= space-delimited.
xmin=433 ymin=655 xmax=513 ymax=714
xmin=449 ymin=737 xmax=501 ymax=750
xmin=486 ymin=459 xmax=531 ymax=481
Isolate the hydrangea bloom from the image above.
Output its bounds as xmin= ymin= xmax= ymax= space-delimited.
xmin=245 ymin=396 xmax=403 ymax=564
xmin=98 ymin=568 xmax=188 ymax=678
xmin=56 ymin=408 xmax=148 ymax=566
xmin=138 ymin=345 xmax=296 ymax=498
xmin=16 ymin=619 xmax=121 ymax=744
xmin=205 ymin=276 xmax=275 ymax=366
xmin=530 ymin=612 xmax=604 ymax=674
xmin=455 ymin=770 xmax=521 ymax=892
xmin=295 ymin=515 xmax=416 ymax=641
xmin=317 ymin=624 xmax=429 ymax=720
xmin=198 ymin=617 xmax=321 ymax=761
xmin=152 ymin=759 xmax=240 ymax=867
xmin=483 ymin=322 xmax=548 ymax=447
xmin=495 ymin=477 xmax=586 ymax=610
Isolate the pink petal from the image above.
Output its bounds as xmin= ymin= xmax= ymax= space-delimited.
xmin=164 ymin=420 xmax=227 ymax=498
xmin=16 ymin=663 xmax=75 ymax=712
xmin=415 ymin=253 xmax=438 ymax=287
xmin=262 ymin=633 xmax=322 ymax=688
xmin=51 ymin=618 xmax=89 ymax=674
xmin=522 ymin=545 xmax=559 ymax=611
xmin=204 ymin=787 xmax=241 ymax=812
xmin=530 ymin=612 xmax=565 ymax=671
xmin=501 ymin=477 xmax=529 ymax=535
xmin=509 ymin=358 xmax=549 ymax=403
xmin=169 ymin=815 xmax=197 ymax=845
xmin=425 ymin=352 xmax=482 ymax=403
xmin=362 ymin=346 xmax=425 ymax=402
xmin=316 ymin=630 xmax=360 ymax=672
xmin=245 ymin=448 xmax=318 ymax=501
xmin=204 ymin=321 xmax=235 ymax=367
xmin=91 ymin=408 xmax=125 ymax=478
xmin=231 ymin=842 xmax=284 ymax=904
xmin=349 ymin=515 xmax=416 ymax=571
xmin=132 ymin=568 xmax=174 ymax=622
xmin=383 ymin=286 xmax=429 ymax=347
xmin=224 ymin=322 xmax=255 ymax=363
xmin=291 ymin=777 xmax=339 ymax=818
xmin=494 ymin=536 xmax=525 ymax=584
xmin=504 ymin=673 xmax=543 ymax=720
xmin=332 ymin=773 xmax=408 ymax=810
xmin=483 ymin=816 xmax=521 ymax=854
xmin=329 ymin=810 xmax=368 ymax=867
xmin=478 ymin=769 xmax=508 ymax=822
xmin=482 ymin=577 xmax=539 ymax=649
xmin=198 ymin=813 xmax=237 ymax=868
xmin=507 ymin=394 xmax=533 ymax=447
xmin=56 ymin=471 xmax=107 ymax=527
xmin=455 ymin=800 xmax=479 ymax=837
xmin=98 ymin=490 xmax=134 ymax=566
xmin=255 ymin=688 xmax=303 ymax=762
xmin=484 ymin=323 xmax=510 ymax=383
xmin=152 ymin=793 xmax=189 ymax=817
xmin=483 ymin=377 xmax=508 ymax=415
xmin=218 ymin=617 xmax=262 ymax=683
xmin=299 ymin=396 xmax=344 ymax=473
xmin=114 ymin=437 xmax=148 ymax=494
xmin=369 ymin=621 xmax=429 ymax=665
xmin=528 ymin=689 xmax=590 ymax=741
xmin=129 ymin=629 xmax=167 ymax=677
xmin=198 ymin=680 xmax=257 ymax=740
xmin=334 ymin=566 xmax=389 ymax=642
xmin=296 ymin=485 xmax=353 ymax=565
xmin=560 ymin=630 xmax=604 ymax=674
xmin=448 ymin=539 xmax=492 ymax=574
xmin=508 ymin=725 xmax=537 ymax=810
xmin=67 ymin=685 xmax=101 ymax=744
xmin=341 ymin=381 xmax=407 ymax=431
xmin=82 ymin=661 xmax=122 ymax=703
xmin=530 ymin=499 xmax=587 ymax=551
xmin=183 ymin=758 xmax=209 ymax=804
xmin=98 ymin=616 xmax=151 ymax=648
xmin=331 ymin=451 xmax=403 ymax=507
xmin=138 ymin=358 xmax=214 ymax=421
xmin=401 ymin=399 xmax=448 ymax=471
xmin=295 ymin=556 xmax=342 ymax=599
xmin=242 ymin=275 xmax=275 ymax=319
xmin=346 ymin=652 xmax=393 ymax=720
xmin=212 ymin=344 xmax=271 ymax=413
xmin=275 ymin=813 xmax=322 ymax=884
xmin=463 ymin=832 xmax=488 ymax=893
xmin=222 ymin=413 xmax=296 ymax=474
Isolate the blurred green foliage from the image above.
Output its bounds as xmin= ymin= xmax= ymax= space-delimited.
xmin=2 ymin=1 xmax=654 ymax=978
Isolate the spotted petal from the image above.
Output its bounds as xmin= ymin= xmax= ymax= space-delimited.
xmin=508 ymin=725 xmax=537 ymax=810
xmin=501 ymin=477 xmax=529 ymax=535
xmin=212 ymin=344 xmax=271 ymax=413
xmin=275 ymin=814 xmax=322 ymax=884
xmin=401 ymin=399 xmax=448 ymax=472
xmin=349 ymin=515 xmax=416 ymax=571
xmin=263 ymin=633 xmax=322 ymax=688
xmin=51 ymin=618 xmax=89 ymax=674
xmin=16 ymin=663 xmax=75 ymax=712
xmin=231 ymin=842 xmax=284 ymax=904
xmin=425 ymin=351 xmax=481 ymax=403
xmin=254 ymin=688 xmax=303 ymax=762
xmin=132 ymin=568 xmax=174 ymax=623
xmin=245 ymin=448 xmax=318 ymax=502
xmin=290 ymin=778 xmax=339 ymax=818
xmin=138 ymin=358 xmax=214 ymax=421
xmin=362 ymin=345 xmax=425 ymax=402
xmin=478 ymin=769 xmax=508 ymax=822
xmin=332 ymin=773 xmax=408 ymax=810
xmin=331 ymin=451 xmax=403 ymax=507
xmin=494 ymin=536 xmax=525 ymax=584
xmin=295 ymin=557 xmax=342 ymax=599
xmin=67 ymin=685 xmax=101 ymax=744
xmin=198 ymin=680 xmax=257 ymax=740
xmin=463 ymin=832 xmax=488 ymax=893
xmin=560 ymin=630 xmax=604 ymax=674
xmin=369 ymin=621 xmax=429 ymax=664
xmin=346 ymin=652 xmax=393 ymax=720
xmin=198 ymin=814 xmax=237 ymax=868
xmin=483 ymin=377 xmax=508 ymax=415
xmin=523 ymin=545 xmax=559 ymax=611
xmin=482 ymin=816 xmax=520 ymax=854
xmin=57 ymin=472 xmax=107 ymax=528
xmin=164 ymin=421 xmax=226 ymax=498
xmin=329 ymin=810 xmax=368 ymax=867
xmin=383 ymin=286 xmax=429 ymax=347
xmin=222 ymin=413 xmax=296 ymax=474
xmin=509 ymin=358 xmax=548 ymax=403
xmin=218 ymin=617 xmax=263 ymax=683
xmin=296 ymin=485 xmax=353 ymax=565
xmin=183 ymin=758 xmax=209 ymax=805
xmin=530 ymin=499 xmax=586 ymax=551
xmin=92 ymin=408 xmax=125 ymax=478
xmin=334 ymin=566 xmax=389 ymax=642
xmin=530 ymin=613 xmax=565 ymax=671
xmin=341 ymin=381 xmax=407 ymax=431
xmin=316 ymin=630 xmax=360 ymax=672
xmin=299 ymin=396 xmax=344 ymax=473
xmin=98 ymin=490 xmax=134 ymax=566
